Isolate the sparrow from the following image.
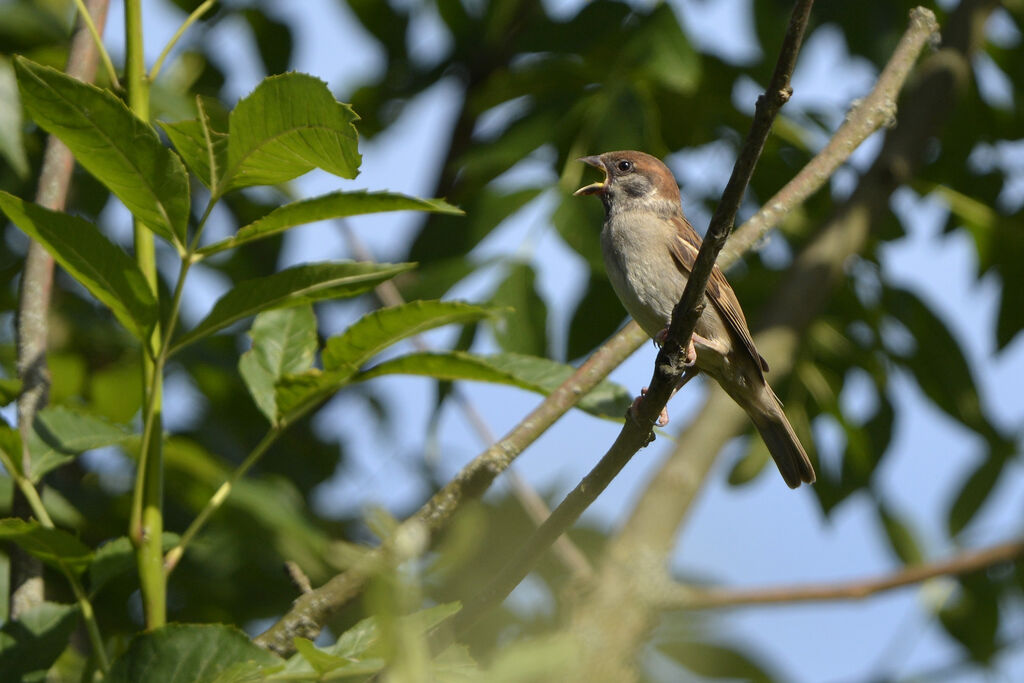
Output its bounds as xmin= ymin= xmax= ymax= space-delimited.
xmin=574 ymin=150 xmax=815 ymax=488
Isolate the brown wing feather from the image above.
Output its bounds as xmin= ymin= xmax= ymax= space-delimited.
xmin=666 ymin=215 xmax=769 ymax=375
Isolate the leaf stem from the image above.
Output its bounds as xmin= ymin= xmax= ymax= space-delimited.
xmin=70 ymin=0 xmax=121 ymax=90
xmin=0 ymin=449 xmax=110 ymax=671
xmin=164 ymin=427 xmax=283 ymax=575
xmin=150 ymin=0 xmax=218 ymax=81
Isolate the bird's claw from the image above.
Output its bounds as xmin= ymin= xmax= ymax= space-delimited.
xmin=629 ymin=387 xmax=669 ymax=429
xmin=656 ymin=328 xmax=698 ymax=368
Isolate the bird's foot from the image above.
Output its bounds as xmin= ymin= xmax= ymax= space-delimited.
xmin=630 ymin=386 xmax=669 ymax=428
xmin=656 ymin=328 xmax=698 ymax=367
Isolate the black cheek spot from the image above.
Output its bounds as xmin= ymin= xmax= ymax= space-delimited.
xmin=623 ymin=181 xmax=647 ymax=198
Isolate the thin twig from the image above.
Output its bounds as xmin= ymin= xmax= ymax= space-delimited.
xmin=69 ymin=0 xmax=120 ymax=89
xmin=255 ymin=1 xmax=940 ymax=656
xmin=254 ymin=322 xmax=644 ymax=654
xmin=340 ymin=221 xmax=594 ymax=581
xmin=655 ymin=537 xmax=1024 ymax=609
xmin=150 ymin=0 xmax=218 ymax=81
xmin=444 ymin=0 xmax=816 ymax=638
xmin=722 ymin=6 xmax=942 ymax=264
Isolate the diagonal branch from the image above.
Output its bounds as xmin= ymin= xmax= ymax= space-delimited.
xmin=444 ymin=0 xmax=816 ymax=638
xmin=256 ymin=1 xmax=942 ymax=657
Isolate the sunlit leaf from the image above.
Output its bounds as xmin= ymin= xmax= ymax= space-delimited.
xmin=355 ymin=351 xmax=631 ymax=419
xmin=0 ymin=193 xmax=158 ymax=345
xmin=240 ymin=306 xmax=318 ymax=423
xmin=172 ymin=262 xmax=414 ymax=354
xmin=14 ymin=57 xmax=190 ymax=247
xmin=323 ymin=300 xmax=498 ymax=371
xmin=221 ymin=72 xmax=361 ymax=193
xmin=0 ymin=57 xmax=28 ymax=178
xmin=199 ymin=191 xmax=462 ymax=256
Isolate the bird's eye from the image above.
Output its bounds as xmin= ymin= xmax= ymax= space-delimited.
xmin=616 ymin=160 xmax=633 ymax=173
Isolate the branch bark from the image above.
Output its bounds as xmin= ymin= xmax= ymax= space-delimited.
xmin=569 ymin=4 xmax=992 ymax=679
xmin=654 ymin=537 xmax=1024 ymax=609
xmin=11 ymin=0 xmax=111 ymax=621
xmin=442 ymin=0 xmax=817 ymax=642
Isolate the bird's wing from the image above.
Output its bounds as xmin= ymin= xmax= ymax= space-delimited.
xmin=666 ymin=214 xmax=769 ymax=374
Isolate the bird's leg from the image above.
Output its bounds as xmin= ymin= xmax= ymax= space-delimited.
xmin=630 ymin=366 xmax=700 ymax=428
xmin=654 ymin=328 xmax=698 ymax=367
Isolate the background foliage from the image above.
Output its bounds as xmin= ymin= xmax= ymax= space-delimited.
xmin=0 ymin=0 xmax=1022 ymax=680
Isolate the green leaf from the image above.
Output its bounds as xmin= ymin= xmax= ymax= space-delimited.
xmin=0 ymin=378 xmax=20 ymax=406
xmin=27 ymin=405 xmax=137 ymax=482
xmin=323 ymin=300 xmax=498 ymax=371
xmin=0 ymin=192 xmax=159 ymax=345
xmin=656 ymin=640 xmax=773 ymax=681
xmin=948 ymin=456 xmax=1005 ymax=537
xmin=158 ymin=97 xmax=228 ymax=193
xmin=356 ymin=351 xmax=632 ymax=419
xmin=490 ymin=262 xmax=548 ymax=357
xmin=0 ymin=423 xmax=22 ymax=476
xmin=0 ymin=57 xmax=29 ymax=178
xmin=107 ymin=624 xmax=281 ymax=683
xmin=199 ymin=190 xmax=463 ymax=256
xmin=878 ymin=505 xmax=924 ymax=565
xmin=0 ymin=602 xmax=79 ymax=682
xmin=171 ymin=261 xmax=414 ymax=354
xmin=882 ymin=287 xmax=990 ymax=438
xmin=89 ymin=534 xmax=180 ymax=596
xmin=938 ymin=573 xmax=1001 ymax=663
xmin=221 ymin=72 xmax=361 ymax=193
xmin=239 ymin=306 xmax=318 ymax=423
xmin=0 ymin=518 xmax=92 ymax=574
xmin=14 ymin=57 xmax=190 ymax=247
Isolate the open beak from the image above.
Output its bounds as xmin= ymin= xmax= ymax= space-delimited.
xmin=573 ymin=155 xmax=607 ymax=196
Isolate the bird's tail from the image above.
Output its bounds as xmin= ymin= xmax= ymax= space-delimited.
xmin=747 ymin=388 xmax=815 ymax=489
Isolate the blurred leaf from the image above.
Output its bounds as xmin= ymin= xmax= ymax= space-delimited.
xmin=567 ymin=274 xmax=628 ymax=360
xmin=27 ymin=404 xmax=137 ymax=482
xmin=290 ymin=638 xmax=383 ymax=677
xmin=221 ymin=73 xmax=361 ymax=193
xmin=948 ymin=455 xmax=1005 ymax=537
xmin=240 ymin=306 xmax=318 ymax=423
xmin=552 ymin=194 xmax=604 ymax=273
xmin=878 ymin=504 xmax=924 ymax=565
xmin=243 ymin=8 xmax=293 ymax=75
xmin=0 ymin=378 xmax=20 ymax=406
xmin=938 ymin=572 xmax=1000 ymax=663
xmin=729 ymin=438 xmax=770 ymax=486
xmin=656 ymin=640 xmax=772 ymax=681
xmin=0 ymin=518 xmax=92 ymax=574
xmin=14 ymin=56 xmax=190 ymax=247
xmin=89 ymin=356 xmax=144 ymax=422
xmin=323 ymin=300 xmax=498 ymax=371
xmin=106 ymin=624 xmax=281 ymax=683
xmin=0 ymin=192 xmax=159 ymax=344
xmin=0 ymin=57 xmax=28 ymax=177
xmin=172 ymin=262 xmax=414 ymax=353
xmin=490 ymin=262 xmax=548 ymax=357
xmin=199 ymin=191 xmax=463 ymax=256
xmin=89 ymin=534 xmax=180 ymax=596
xmin=0 ymin=601 xmax=78 ymax=682
xmin=355 ymin=351 xmax=631 ymax=419
xmin=882 ymin=286 xmax=998 ymax=441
